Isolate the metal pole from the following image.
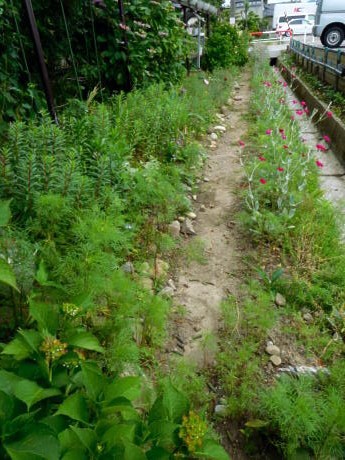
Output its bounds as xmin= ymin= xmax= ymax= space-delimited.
xmin=182 ymin=5 xmax=191 ymax=76
xmin=197 ymin=18 xmax=201 ymax=69
xmin=23 ymin=0 xmax=58 ymax=124
xmin=117 ymin=0 xmax=132 ymax=91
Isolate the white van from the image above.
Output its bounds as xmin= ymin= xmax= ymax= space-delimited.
xmin=312 ymin=0 xmax=345 ymax=48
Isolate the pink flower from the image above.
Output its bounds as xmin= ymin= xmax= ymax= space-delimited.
xmin=283 ymin=82 xmax=288 ymax=87
xmin=119 ymin=23 xmax=130 ymax=31
xmin=304 ymin=108 xmax=309 ymax=115
xmin=260 ymin=178 xmax=267 ymax=184
xmin=239 ymin=140 xmax=245 ymax=147
xmin=258 ymin=156 xmax=266 ymax=161
xmin=277 ymin=167 xmax=284 ymax=172
xmin=266 ymin=129 xmax=272 ymax=135
xmin=316 ymin=160 xmax=324 ymax=168
xmin=323 ymin=135 xmax=331 ymax=143
xmin=296 ymin=109 xmax=304 ymax=116
xmin=292 ymin=100 xmax=297 ymax=104
xmin=281 ymin=134 xmax=287 ymax=140
xmin=316 ymin=144 xmax=327 ymax=152
xmin=301 ymin=101 xmax=307 ymax=107
xmin=326 ymin=111 xmax=333 ymax=118
xmin=290 ymin=116 xmax=295 ymax=121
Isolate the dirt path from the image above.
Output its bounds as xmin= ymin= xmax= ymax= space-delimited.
xmin=170 ymin=73 xmax=251 ymax=365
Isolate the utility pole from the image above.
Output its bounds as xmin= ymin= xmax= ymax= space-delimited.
xmin=24 ymin=0 xmax=58 ymax=124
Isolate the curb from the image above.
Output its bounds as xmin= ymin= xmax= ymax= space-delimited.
xmin=279 ymin=61 xmax=345 ymax=167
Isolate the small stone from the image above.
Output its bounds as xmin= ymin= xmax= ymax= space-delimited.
xmin=266 ymin=344 xmax=281 ymax=356
xmin=303 ymin=312 xmax=313 ymax=324
xmin=270 ymin=355 xmax=282 ymax=366
xmin=200 ymin=204 xmax=206 ymax=212
xmin=178 ymin=216 xmax=185 ymax=223
xmin=168 ymin=220 xmax=181 ymax=238
xmin=167 ymin=278 xmax=177 ymax=290
xmin=210 ymin=132 xmax=218 ymax=141
xmin=210 ymin=144 xmax=217 ymax=150
xmin=181 ymin=218 xmax=196 ymax=235
xmin=203 ymin=177 xmax=210 ymax=182
xmin=213 ymin=125 xmax=226 ymax=132
xmin=275 ymin=293 xmax=286 ymax=307
xmin=192 ymin=195 xmax=197 ymax=201
xmin=121 ymin=261 xmax=135 ymax=274
xmin=159 ymin=286 xmax=175 ymax=297
xmin=216 ymin=113 xmax=224 ymax=120
xmin=193 ymin=325 xmax=201 ymax=332
xmin=233 ymin=96 xmax=242 ymax=102
xmin=155 ymin=259 xmax=169 ymax=278
xmin=234 ymin=83 xmax=240 ymax=90
xmin=220 ymin=106 xmax=228 ymax=115
xmin=186 ymin=211 xmax=197 ymax=220
xmin=214 ymin=404 xmax=227 ymax=416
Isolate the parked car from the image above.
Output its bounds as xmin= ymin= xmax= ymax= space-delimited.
xmin=313 ymin=0 xmax=345 ymax=48
xmin=276 ymin=18 xmax=314 ymax=37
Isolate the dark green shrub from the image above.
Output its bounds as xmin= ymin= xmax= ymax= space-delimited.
xmin=203 ymin=23 xmax=248 ymax=71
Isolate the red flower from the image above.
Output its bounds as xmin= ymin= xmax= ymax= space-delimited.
xmin=277 ymin=167 xmax=284 ymax=172
xmin=326 ymin=111 xmax=333 ymax=118
xmin=316 ymin=144 xmax=327 ymax=152
xmin=266 ymin=129 xmax=272 ymax=135
xmin=239 ymin=140 xmax=245 ymax=147
xmin=296 ymin=109 xmax=304 ymax=116
xmin=283 ymin=82 xmax=288 ymax=87
xmin=279 ymin=128 xmax=284 ymax=133
xmin=323 ymin=135 xmax=331 ymax=143
xmin=258 ymin=156 xmax=266 ymax=161
xmin=283 ymin=144 xmax=289 ymax=149
xmin=260 ymin=178 xmax=267 ymax=184
xmin=316 ymin=160 xmax=324 ymax=168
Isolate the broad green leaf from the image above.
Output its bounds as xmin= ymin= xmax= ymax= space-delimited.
xmin=146 ymin=446 xmax=170 ymax=460
xmin=4 ymin=425 xmax=60 ymax=460
xmin=0 ymin=258 xmax=19 ymax=291
xmin=13 ymin=380 xmax=61 ymax=410
xmin=148 ymin=420 xmax=179 ymax=451
xmin=104 ymin=376 xmax=141 ymax=402
xmin=61 ymin=450 xmax=88 ymax=460
xmin=70 ymin=426 xmax=97 ymax=452
xmin=149 ymin=381 xmax=189 ymax=424
xmin=122 ymin=441 xmax=147 ymax=460
xmin=0 ymin=390 xmax=14 ymax=421
xmin=102 ymin=422 xmax=137 ymax=448
xmin=0 ymin=369 xmax=22 ymax=395
xmin=80 ymin=361 xmax=105 ymax=401
xmin=2 ymin=330 xmax=42 ymax=360
xmin=66 ymin=331 xmax=104 ymax=353
xmin=0 ymin=199 xmax=12 ymax=226
xmin=101 ymin=397 xmax=139 ymax=421
xmin=35 ymin=260 xmax=48 ymax=285
xmin=244 ymin=419 xmax=269 ymax=429
xmin=55 ymin=393 xmax=89 ymax=423
xmin=195 ymin=439 xmax=230 ymax=460
xmin=29 ymin=298 xmax=59 ymax=334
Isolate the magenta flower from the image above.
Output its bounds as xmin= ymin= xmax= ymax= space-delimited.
xmin=301 ymin=101 xmax=307 ymax=107
xmin=281 ymin=134 xmax=287 ymax=140
xmin=277 ymin=167 xmax=284 ymax=172
xmin=296 ymin=109 xmax=304 ymax=116
xmin=316 ymin=144 xmax=327 ymax=152
xmin=292 ymin=100 xmax=297 ymax=104
xmin=326 ymin=111 xmax=333 ymax=118
xmin=260 ymin=178 xmax=267 ymax=184
xmin=266 ymin=129 xmax=272 ymax=135
xmin=283 ymin=82 xmax=288 ymax=87
xmin=323 ymin=135 xmax=331 ymax=143
xmin=258 ymin=156 xmax=266 ymax=161
xmin=239 ymin=140 xmax=245 ymax=147
xmin=316 ymin=160 xmax=324 ymax=168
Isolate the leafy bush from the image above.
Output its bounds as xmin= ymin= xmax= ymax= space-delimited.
xmin=203 ymin=23 xmax=248 ymax=71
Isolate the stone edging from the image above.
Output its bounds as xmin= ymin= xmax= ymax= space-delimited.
xmin=280 ymin=61 xmax=345 ymax=167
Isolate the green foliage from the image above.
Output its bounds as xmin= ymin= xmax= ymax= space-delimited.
xmin=259 ymin=366 xmax=345 ymax=459
xmin=203 ymin=23 xmax=248 ymax=71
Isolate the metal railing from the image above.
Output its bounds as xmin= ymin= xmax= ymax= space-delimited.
xmin=290 ymin=39 xmax=345 ymax=77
